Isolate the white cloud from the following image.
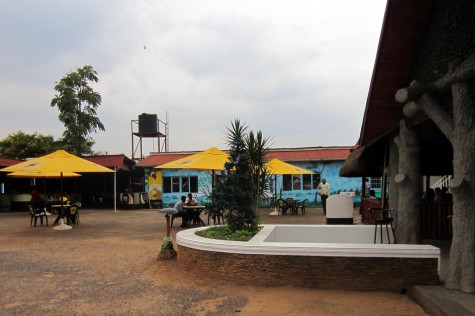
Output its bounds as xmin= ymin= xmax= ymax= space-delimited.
xmin=0 ymin=0 xmax=386 ymax=155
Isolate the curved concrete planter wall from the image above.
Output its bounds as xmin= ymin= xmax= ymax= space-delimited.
xmin=176 ymin=225 xmax=441 ymax=292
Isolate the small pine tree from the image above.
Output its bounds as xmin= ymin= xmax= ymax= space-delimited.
xmin=212 ymin=119 xmax=255 ymax=231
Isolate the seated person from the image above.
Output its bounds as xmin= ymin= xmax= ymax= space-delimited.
xmin=61 ymin=191 xmax=71 ymax=204
xmin=185 ymin=193 xmax=198 ymax=206
xmin=369 ymin=189 xmax=378 ymax=199
xmin=30 ymin=186 xmax=45 ymax=209
xmin=174 ymin=195 xmax=189 ymax=227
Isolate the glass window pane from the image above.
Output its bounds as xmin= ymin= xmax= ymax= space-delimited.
xmin=172 ymin=177 xmax=180 ymax=192
xmin=181 ymin=177 xmax=189 ymax=192
xmin=303 ymin=174 xmax=312 ymax=190
xmin=190 ymin=176 xmax=198 ymax=192
xmin=163 ymin=177 xmax=171 ymax=193
xmin=283 ymin=175 xmax=292 ymax=191
xmin=371 ymin=177 xmax=382 ymax=188
xmin=312 ymin=174 xmax=321 ymax=190
xmin=292 ymin=175 xmax=301 ymax=190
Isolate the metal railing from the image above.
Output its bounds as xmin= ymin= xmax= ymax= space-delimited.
xmin=431 ymin=175 xmax=452 ymax=190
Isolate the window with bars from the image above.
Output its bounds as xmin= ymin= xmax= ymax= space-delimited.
xmin=283 ymin=174 xmax=320 ymax=191
xmin=370 ymin=177 xmax=382 ymax=189
xmin=163 ymin=176 xmax=198 ymax=193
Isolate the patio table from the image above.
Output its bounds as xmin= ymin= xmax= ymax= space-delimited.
xmin=285 ymin=199 xmax=300 ymax=215
xmin=51 ymin=205 xmax=75 ymax=225
xmin=183 ymin=205 xmax=206 ymax=226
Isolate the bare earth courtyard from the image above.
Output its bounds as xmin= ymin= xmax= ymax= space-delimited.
xmin=0 ymin=208 xmax=429 ymax=315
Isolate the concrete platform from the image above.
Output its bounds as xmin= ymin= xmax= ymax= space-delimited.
xmin=410 ymin=238 xmax=474 ymax=315
xmin=414 ymin=285 xmax=475 ymax=316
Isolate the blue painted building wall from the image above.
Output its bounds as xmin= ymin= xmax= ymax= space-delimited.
xmin=271 ymin=161 xmax=362 ymax=206
xmin=147 ymin=160 xmax=362 ymax=207
xmin=146 ymin=168 xmax=214 ymax=207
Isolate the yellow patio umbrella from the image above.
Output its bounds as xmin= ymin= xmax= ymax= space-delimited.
xmin=264 ymin=159 xmax=314 ymax=215
xmin=155 ymin=147 xmax=229 ymax=189
xmin=0 ymin=150 xmax=114 ymax=174
xmin=155 ymin=147 xmax=229 ymax=171
xmin=7 ymin=171 xmax=81 ymax=178
xmin=1 ymin=150 xmax=115 ymax=230
xmin=265 ymin=158 xmax=314 ymax=175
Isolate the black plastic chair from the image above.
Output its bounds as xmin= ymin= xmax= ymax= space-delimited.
xmin=69 ymin=202 xmax=81 ymax=225
xmin=369 ymin=208 xmax=397 ymax=244
xmin=29 ymin=205 xmax=49 ymax=227
xmin=296 ymin=199 xmax=308 ymax=215
xmin=277 ymin=199 xmax=290 ymax=215
xmin=170 ymin=212 xmax=183 ymax=227
xmin=208 ymin=209 xmax=225 ymax=225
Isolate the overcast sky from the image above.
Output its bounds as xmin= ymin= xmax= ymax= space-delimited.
xmin=0 ymin=0 xmax=386 ymax=156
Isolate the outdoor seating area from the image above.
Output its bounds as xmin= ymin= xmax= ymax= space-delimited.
xmin=170 ymin=205 xmax=206 ymax=228
xmin=28 ymin=198 xmax=82 ymax=228
xmin=277 ymin=198 xmax=308 ymax=215
xmin=182 ymin=205 xmax=206 ymax=226
xmin=1 ymin=0 xmax=474 ymax=312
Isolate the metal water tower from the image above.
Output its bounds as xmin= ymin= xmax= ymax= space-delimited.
xmin=131 ymin=112 xmax=169 ymax=160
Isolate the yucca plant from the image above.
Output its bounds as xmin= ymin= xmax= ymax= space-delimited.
xmin=247 ymin=130 xmax=271 ymax=215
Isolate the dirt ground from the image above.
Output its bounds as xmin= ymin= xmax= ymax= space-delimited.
xmin=0 ymin=207 xmax=429 ymax=315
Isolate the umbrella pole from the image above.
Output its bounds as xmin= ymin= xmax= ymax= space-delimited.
xmin=53 ymin=172 xmax=72 ymax=230
xmin=114 ymin=170 xmax=118 ymax=212
xmin=212 ymin=170 xmax=215 ymax=189
xmin=270 ymin=175 xmax=279 ymax=215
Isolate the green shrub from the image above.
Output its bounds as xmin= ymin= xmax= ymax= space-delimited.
xmin=195 ymin=226 xmax=257 ymax=241
xmin=160 ymin=236 xmax=174 ymax=251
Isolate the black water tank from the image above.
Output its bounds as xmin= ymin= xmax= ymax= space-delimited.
xmin=138 ymin=113 xmax=158 ymax=133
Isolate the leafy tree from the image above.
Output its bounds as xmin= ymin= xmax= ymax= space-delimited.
xmin=0 ymin=131 xmax=61 ymax=159
xmin=51 ymin=65 xmax=105 ymax=156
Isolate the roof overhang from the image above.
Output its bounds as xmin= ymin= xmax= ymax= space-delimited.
xmin=341 ymin=0 xmax=435 ymax=177
xmin=358 ymin=0 xmax=434 ymax=147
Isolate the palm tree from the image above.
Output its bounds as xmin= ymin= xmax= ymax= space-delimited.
xmin=247 ymin=130 xmax=271 ymax=215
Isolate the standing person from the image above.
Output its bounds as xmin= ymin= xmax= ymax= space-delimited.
xmin=317 ymin=179 xmax=330 ymax=215
xmin=365 ymin=178 xmax=371 ymax=197
xmin=185 ymin=193 xmax=198 ymax=206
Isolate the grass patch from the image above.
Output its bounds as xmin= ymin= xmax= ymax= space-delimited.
xmin=195 ymin=226 xmax=257 ymax=241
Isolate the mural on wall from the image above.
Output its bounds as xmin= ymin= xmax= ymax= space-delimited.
xmin=158 ymin=169 xmax=213 ymax=207
xmin=155 ymin=160 xmax=362 ymax=207
xmin=147 ymin=170 xmax=162 ymax=202
xmin=275 ymin=161 xmax=362 ymax=206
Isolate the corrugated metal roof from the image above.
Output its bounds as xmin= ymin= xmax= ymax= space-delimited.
xmin=138 ymin=152 xmax=208 ymax=167
xmin=266 ymin=147 xmax=351 ymax=162
xmin=0 ymin=155 xmax=134 ymax=170
xmin=137 ymin=147 xmax=351 ymax=167
xmin=83 ymin=155 xmax=135 ymax=170
xmin=0 ymin=158 xmax=25 ymax=168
